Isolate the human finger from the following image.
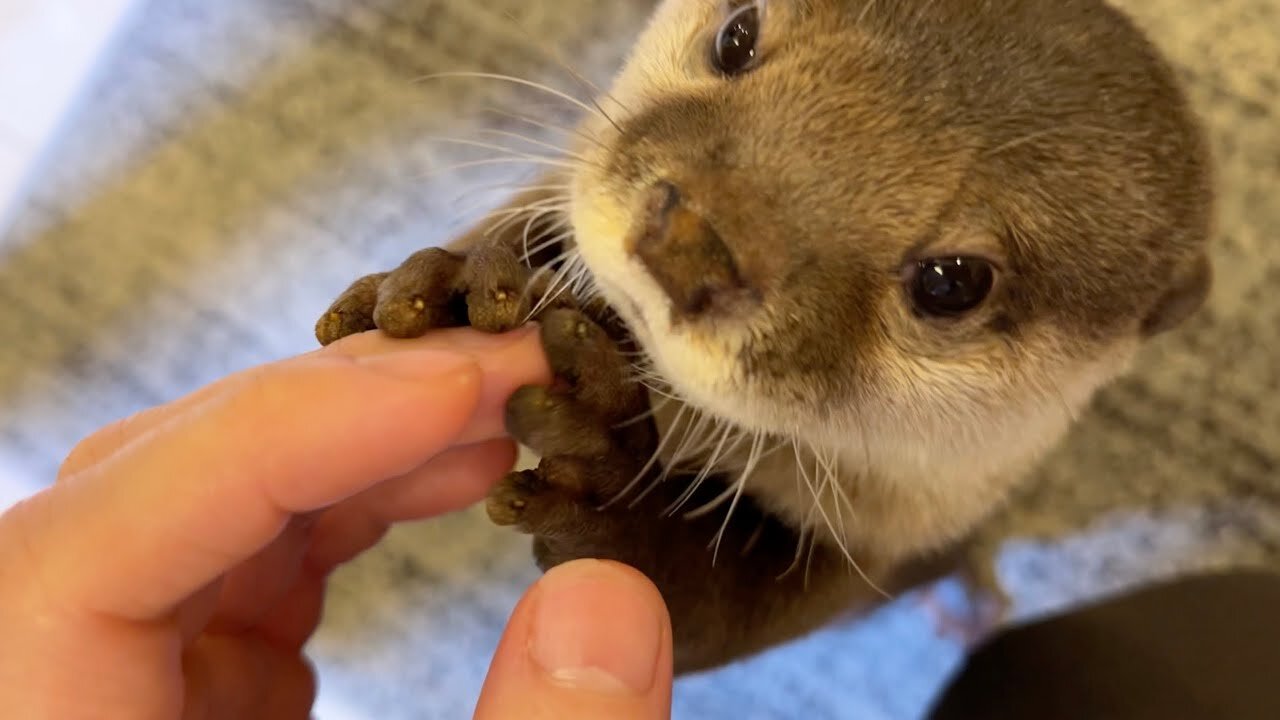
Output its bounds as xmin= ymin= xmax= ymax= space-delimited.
xmin=180 ymin=634 xmax=315 ymax=720
xmin=197 ymin=438 xmax=520 ymax=650
xmin=473 ymin=560 xmax=674 ymax=720
xmin=304 ymin=438 xmax=520 ymax=572
xmin=17 ymin=348 xmax=482 ymax=622
xmin=57 ymin=325 xmax=546 ymax=479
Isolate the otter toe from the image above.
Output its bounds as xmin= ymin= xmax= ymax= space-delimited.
xmin=505 ymin=385 xmax=614 ymax=458
xmin=372 ymin=247 xmax=467 ymax=338
xmin=462 ymin=243 xmax=534 ymax=332
xmin=315 ymin=272 xmax=388 ymax=346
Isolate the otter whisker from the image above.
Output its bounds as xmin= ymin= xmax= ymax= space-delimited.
xmin=518 ymin=262 xmax=560 ymax=308
xmin=472 ymin=202 xmax=566 ymax=244
xmin=814 ymin=456 xmax=841 ymax=553
xmin=563 ymin=257 xmax=595 ymax=302
xmin=636 ymin=408 xmax=725 ymax=508
xmin=814 ymin=443 xmax=856 ymax=520
xmin=669 ymin=413 xmax=740 ymax=484
xmin=628 ymin=365 xmax=668 ymax=382
xmin=803 ymin=531 xmax=819 ymax=590
xmin=675 ymin=409 xmax=727 ymax=466
xmin=417 ymin=156 xmax=581 ymax=181
xmin=565 ymin=259 xmax=596 ymax=297
xmin=491 ymin=9 xmax=630 ymax=130
xmin=983 ymin=124 xmax=1147 ymax=159
xmin=829 ymin=476 xmax=859 ymax=527
xmin=422 ymin=135 xmax=593 ymax=167
xmin=522 ymin=229 xmax=575 ymax=265
xmin=632 ymin=378 xmax=678 ymax=398
xmin=664 ymin=422 xmax=740 ymax=515
xmin=817 ymin=454 xmax=856 ymax=575
xmin=514 ymin=212 xmax=570 ymax=266
xmin=795 ymin=444 xmax=843 ymax=580
xmin=472 ymin=128 xmax=595 ymax=163
xmin=690 ymin=429 xmax=763 ymax=524
xmin=532 ymin=249 xmax=579 ymax=295
xmin=850 ymin=410 xmax=875 ymax=495
xmin=480 ymin=105 xmax=608 ymax=151
xmin=520 ymin=251 xmax=581 ymax=322
xmin=526 ymin=252 xmax=586 ymax=320
xmin=602 ymin=401 xmax=693 ymax=508
xmin=448 ymin=181 xmax=572 ymax=217
xmin=614 ymin=395 xmax=673 ymax=430
xmin=633 ymin=378 xmax=683 ymax=402
xmin=626 ymin=367 xmax=673 ymax=390
xmin=778 ymin=524 xmax=811 ymax=582
xmin=416 ymin=71 xmax=614 ymax=129
xmin=780 ymin=443 xmax=821 ymax=582
xmin=577 ymin=285 xmax=605 ymax=306
xmin=1041 ymin=375 xmax=1081 ymax=425
xmin=708 ymin=431 xmax=766 ymax=567
xmin=741 ymin=519 xmax=767 ymax=557
xmin=857 ymin=0 xmax=878 ymax=25
xmin=900 ymin=0 xmax=942 ymax=30
xmin=486 ymin=203 xmax=573 ymax=256
xmin=479 ymin=195 xmax=569 ymax=236
xmin=669 ymin=411 xmax=718 ymax=470
xmin=656 ymin=409 xmax=713 ymax=484
xmin=528 ymin=245 xmax=580 ymax=274
xmin=795 ymin=439 xmax=891 ymax=599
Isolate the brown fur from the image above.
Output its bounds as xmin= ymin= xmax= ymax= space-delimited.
xmin=315 ymin=0 xmax=1213 ymax=675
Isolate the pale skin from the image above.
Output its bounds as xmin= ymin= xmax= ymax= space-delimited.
xmin=0 ymin=326 xmax=674 ymax=720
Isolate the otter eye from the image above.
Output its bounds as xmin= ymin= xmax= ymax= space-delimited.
xmin=712 ymin=4 xmax=762 ymax=76
xmin=911 ymin=257 xmax=996 ymax=317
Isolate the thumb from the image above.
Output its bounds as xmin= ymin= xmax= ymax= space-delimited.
xmin=474 ymin=560 xmax=674 ymax=720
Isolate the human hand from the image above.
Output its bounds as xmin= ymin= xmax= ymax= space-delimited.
xmin=0 ymin=326 xmax=673 ymax=719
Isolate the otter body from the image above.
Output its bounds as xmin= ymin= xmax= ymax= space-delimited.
xmin=317 ymin=0 xmax=1213 ymax=674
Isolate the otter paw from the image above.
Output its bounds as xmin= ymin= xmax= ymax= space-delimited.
xmin=918 ymin=560 xmax=1012 ymax=647
xmin=315 ymin=242 xmax=573 ymax=346
xmin=486 ymin=309 xmax=660 ymax=537
xmin=485 ymin=458 xmax=606 ymax=536
xmin=918 ymin=586 xmax=1003 ymax=647
xmin=485 ymin=469 xmax=546 ymax=528
xmin=505 ymin=308 xmax=653 ymax=458
xmin=315 ymin=271 xmax=389 ymax=344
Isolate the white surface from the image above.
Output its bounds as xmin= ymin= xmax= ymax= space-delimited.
xmin=0 ymin=0 xmax=141 ymax=235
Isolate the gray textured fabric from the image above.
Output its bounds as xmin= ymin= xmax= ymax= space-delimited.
xmin=0 ymin=1 xmax=1276 ymax=718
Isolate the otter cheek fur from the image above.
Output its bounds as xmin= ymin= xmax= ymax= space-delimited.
xmin=316 ymin=0 xmax=1213 ymax=675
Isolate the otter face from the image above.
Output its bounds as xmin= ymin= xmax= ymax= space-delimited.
xmin=567 ymin=0 xmax=1212 ymax=509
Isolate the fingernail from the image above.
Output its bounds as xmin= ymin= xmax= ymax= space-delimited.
xmin=357 ymin=349 xmax=478 ymax=382
xmin=530 ymin=560 xmax=663 ymax=695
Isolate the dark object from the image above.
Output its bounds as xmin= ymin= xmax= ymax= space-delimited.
xmin=912 ymin=257 xmax=997 ymax=317
xmin=926 ymin=569 xmax=1280 ymax=720
xmin=711 ymin=3 xmax=761 ymax=76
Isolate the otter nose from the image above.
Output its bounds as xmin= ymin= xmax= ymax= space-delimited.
xmin=631 ymin=181 xmax=754 ymax=318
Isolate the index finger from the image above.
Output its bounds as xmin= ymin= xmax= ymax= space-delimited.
xmin=57 ymin=325 xmax=544 ymax=479
xmin=11 ymin=338 xmax=543 ymax=621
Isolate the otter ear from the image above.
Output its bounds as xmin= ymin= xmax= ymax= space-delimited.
xmin=1141 ymin=252 xmax=1212 ymax=336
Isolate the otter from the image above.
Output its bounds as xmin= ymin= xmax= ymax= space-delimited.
xmin=315 ymin=0 xmax=1213 ymax=675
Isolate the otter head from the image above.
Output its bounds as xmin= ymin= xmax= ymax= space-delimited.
xmin=565 ymin=0 xmax=1213 ymax=554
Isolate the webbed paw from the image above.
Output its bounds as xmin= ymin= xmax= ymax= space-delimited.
xmin=486 ymin=309 xmax=657 ymax=554
xmin=315 ymin=242 xmax=574 ymax=345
